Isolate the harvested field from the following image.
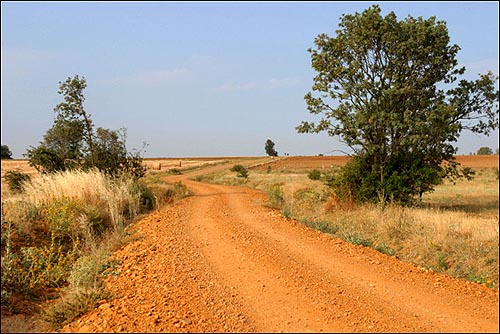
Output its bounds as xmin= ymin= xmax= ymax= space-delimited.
xmin=143 ymin=157 xmax=234 ymax=171
xmin=250 ymin=155 xmax=499 ymax=172
xmin=249 ymin=156 xmax=351 ymax=172
xmin=455 ymin=155 xmax=499 ymax=168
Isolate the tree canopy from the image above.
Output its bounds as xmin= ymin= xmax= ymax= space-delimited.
xmin=1 ymin=145 xmax=13 ymax=159
xmin=265 ymin=139 xmax=278 ymax=157
xmin=297 ymin=5 xmax=499 ymax=204
xmin=477 ymin=147 xmax=493 ymax=155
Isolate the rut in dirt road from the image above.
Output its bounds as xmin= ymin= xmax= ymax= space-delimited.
xmin=64 ymin=169 xmax=499 ymax=333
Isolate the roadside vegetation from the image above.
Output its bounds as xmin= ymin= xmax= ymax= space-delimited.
xmin=193 ymin=162 xmax=499 ymax=289
xmin=1 ymin=167 xmax=191 ymax=329
xmin=0 ymin=74 xmax=191 ymax=330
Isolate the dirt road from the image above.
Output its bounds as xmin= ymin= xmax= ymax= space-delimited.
xmin=63 ymin=164 xmax=499 ymax=332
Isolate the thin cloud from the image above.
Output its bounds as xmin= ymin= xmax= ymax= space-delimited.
xmin=213 ymin=76 xmax=302 ymax=93
xmin=212 ymin=81 xmax=259 ymax=93
xmin=2 ymin=47 xmax=56 ymax=74
xmin=99 ymin=68 xmax=194 ymax=86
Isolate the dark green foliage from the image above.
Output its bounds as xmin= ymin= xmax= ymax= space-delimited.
xmin=298 ymin=5 xmax=499 ymax=205
xmin=169 ymin=168 xmax=182 ymax=175
xmin=265 ymin=139 xmax=278 ymax=157
xmin=128 ymin=180 xmax=155 ymax=212
xmin=477 ymin=147 xmax=493 ymax=155
xmin=25 ymin=146 xmax=66 ymax=174
xmin=1 ymin=145 xmax=13 ymax=159
xmin=230 ymin=164 xmax=249 ymax=178
xmin=3 ymin=171 xmax=31 ymax=193
xmin=25 ymin=75 xmax=146 ymax=178
xmin=308 ymin=169 xmax=321 ymax=180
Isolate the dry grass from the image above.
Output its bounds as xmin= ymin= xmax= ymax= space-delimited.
xmin=1 ymin=168 xmax=152 ymax=324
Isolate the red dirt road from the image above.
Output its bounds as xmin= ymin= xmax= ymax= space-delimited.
xmin=63 ymin=165 xmax=499 ymax=333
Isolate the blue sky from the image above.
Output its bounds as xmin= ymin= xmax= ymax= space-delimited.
xmin=1 ymin=1 xmax=499 ymax=158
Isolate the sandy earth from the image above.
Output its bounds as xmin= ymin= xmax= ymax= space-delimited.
xmin=57 ymin=163 xmax=499 ymax=333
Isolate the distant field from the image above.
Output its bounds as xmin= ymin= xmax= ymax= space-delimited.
xmin=1 ymin=155 xmax=497 ymax=184
xmin=250 ymin=155 xmax=499 ymax=172
xmin=455 ymin=155 xmax=499 ymax=168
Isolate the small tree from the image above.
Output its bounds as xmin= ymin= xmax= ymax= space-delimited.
xmin=26 ymin=75 xmax=146 ymax=177
xmin=265 ymin=139 xmax=278 ymax=157
xmin=477 ymin=147 xmax=493 ymax=155
xmin=1 ymin=145 xmax=13 ymax=159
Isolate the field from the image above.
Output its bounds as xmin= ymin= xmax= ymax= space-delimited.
xmin=1 ymin=155 xmax=498 ymax=332
xmin=0 ymin=157 xmax=252 ymax=195
xmin=249 ymin=154 xmax=499 ymax=171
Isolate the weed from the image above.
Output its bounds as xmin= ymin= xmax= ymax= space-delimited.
xmin=467 ymin=271 xmax=496 ymax=288
xmin=343 ymin=233 xmax=373 ymax=247
xmin=375 ymin=243 xmax=396 ymax=256
xmin=266 ymin=183 xmax=284 ymax=209
xmin=305 ymin=220 xmax=338 ymax=234
xmin=3 ymin=170 xmax=31 ymax=193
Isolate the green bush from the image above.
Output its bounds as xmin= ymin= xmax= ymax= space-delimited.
xmin=230 ymin=164 xmax=249 ymax=178
xmin=266 ymin=183 xmax=284 ymax=209
xmin=3 ymin=171 xmax=31 ymax=193
xmin=307 ymin=169 xmax=321 ymax=180
xmin=128 ymin=180 xmax=155 ymax=212
xmin=169 ymin=168 xmax=182 ymax=175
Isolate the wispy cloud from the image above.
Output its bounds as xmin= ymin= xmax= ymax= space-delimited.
xmin=212 ymin=81 xmax=259 ymax=93
xmin=212 ymin=76 xmax=302 ymax=93
xmin=2 ymin=47 xmax=56 ymax=74
xmin=99 ymin=68 xmax=194 ymax=86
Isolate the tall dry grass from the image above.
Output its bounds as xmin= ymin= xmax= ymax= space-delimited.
xmin=3 ymin=169 xmax=144 ymax=234
xmin=1 ymin=168 xmax=153 ymax=326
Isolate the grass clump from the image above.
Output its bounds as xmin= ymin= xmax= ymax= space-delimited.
xmin=266 ymin=183 xmax=284 ymax=210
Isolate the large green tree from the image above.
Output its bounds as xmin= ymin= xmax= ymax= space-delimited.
xmin=297 ymin=5 xmax=499 ymax=204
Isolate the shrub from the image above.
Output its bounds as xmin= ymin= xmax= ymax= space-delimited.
xmin=3 ymin=170 xmax=31 ymax=193
xmin=42 ymin=197 xmax=86 ymax=241
xmin=18 ymin=237 xmax=78 ymax=294
xmin=169 ymin=168 xmax=182 ymax=175
xmin=230 ymin=164 xmax=249 ymax=178
xmin=266 ymin=183 xmax=284 ymax=209
xmin=308 ymin=169 xmax=322 ymax=180
xmin=128 ymin=180 xmax=155 ymax=212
